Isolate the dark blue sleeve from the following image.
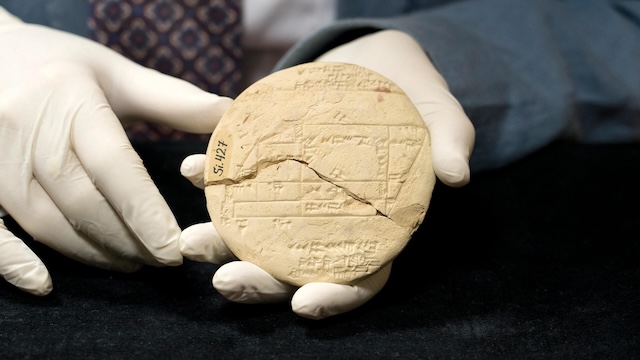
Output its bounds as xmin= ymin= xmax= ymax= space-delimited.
xmin=0 ymin=0 xmax=90 ymax=36
xmin=277 ymin=0 xmax=640 ymax=172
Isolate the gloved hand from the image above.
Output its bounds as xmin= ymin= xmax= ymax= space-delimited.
xmin=180 ymin=30 xmax=474 ymax=319
xmin=0 ymin=7 xmax=231 ymax=295
xmin=180 ymin=155 xmax=392 ymax=320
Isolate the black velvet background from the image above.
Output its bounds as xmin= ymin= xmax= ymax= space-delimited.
xmin=1 ymin=140 xmax=638 ymax=359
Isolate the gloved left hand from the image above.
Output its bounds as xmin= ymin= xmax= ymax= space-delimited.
xmin=0 ymin=7 xmax=231 ymax=295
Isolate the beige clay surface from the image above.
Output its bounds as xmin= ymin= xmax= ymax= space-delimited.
xmin=204 ymin=62 xmax=435 ymax=286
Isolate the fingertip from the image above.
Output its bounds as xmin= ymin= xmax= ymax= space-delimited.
xmin=421 ymin=107 xmax=475 ymax=188
xmin=430 ymin=130 xmax=473 ymax=187
xmin=211 ymin=265 xmax=242 ymax=301
xmin=4 ymin=259 xmax=53 ymax=296
xmin=291 ymin=283 xmax=340 ymax=320
xmin=212 ymin=261 xmax=294 ymax=303
xmin=212 ymin=262 xmax=257 ymax=303
xmin=180 ymin=222 xmax=234 ymax=263
xmin=29 ymin=278 xmax=53 ymax=297
xmin=179 ymin=223 xmax=206 ymax=258
xmin=20 ymin=265 xmax=53 ymax=296
xmin=433 ymin=157 xmax=471 ymax=187
xmin=180 ymin=154 xmax=206 ymax=189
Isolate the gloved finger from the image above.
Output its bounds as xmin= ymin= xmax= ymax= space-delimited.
xmin=32 ymin=114 xmax=160 ymax=266
xmin=374 ymin=31 xmax=474 ymax=187
xmin=3 ymin=181 xmax=142 ymax=273
xmin=70 ymin=79 xmax=182 ymax=266
xmin=212 ymin=261 xmax=296 ymax=304
xmin=98 ymin=53 xmax=233 ymax=133
xmin=416 ymin=94 xmax=475 ymax=188
xmin=0 ymin=218 xmax=52 ymax=296
xmin=180 ymin=222 xmax=236 ymax=264
xmin=180 ymin=154 xmax=207 ymax=189
xmin=291 ymin=263 xmax=392 ymax=320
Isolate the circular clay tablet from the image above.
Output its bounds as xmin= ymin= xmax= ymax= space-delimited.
xmin=204 ymin=62 xmax=435 ymax=286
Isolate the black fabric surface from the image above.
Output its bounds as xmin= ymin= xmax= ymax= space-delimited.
xmin=1 ymin=140 xmax=639 ymax=359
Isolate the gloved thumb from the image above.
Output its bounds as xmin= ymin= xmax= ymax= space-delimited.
xmin=0 ymin=219 xmax=52 ymax=296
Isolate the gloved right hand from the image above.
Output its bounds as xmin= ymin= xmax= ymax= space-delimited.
xmin=0 ymin=7 xmax=231 ymax=295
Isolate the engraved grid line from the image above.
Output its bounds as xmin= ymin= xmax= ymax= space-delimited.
xmin=225 ymin=123 xmax=425 ymax=219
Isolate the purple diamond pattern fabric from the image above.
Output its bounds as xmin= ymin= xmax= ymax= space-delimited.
xmin=88 ymin=0 xmax=242 ymax=140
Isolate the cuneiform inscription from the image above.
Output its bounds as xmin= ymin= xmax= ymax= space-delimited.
xmin=290 ymin=239 xmax=381 ymax=281
xmin=293 ymin=64 xmax=396 ymax=93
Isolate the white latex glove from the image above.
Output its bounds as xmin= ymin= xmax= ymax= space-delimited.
xmin=179 ymin=30 xmax=474 ymax=319
xmin=0 ymin=7 xmax=231 ymax=295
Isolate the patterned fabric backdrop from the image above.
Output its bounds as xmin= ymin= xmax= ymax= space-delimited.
xmin=88 ymin=0 xmax=242 ymax=140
